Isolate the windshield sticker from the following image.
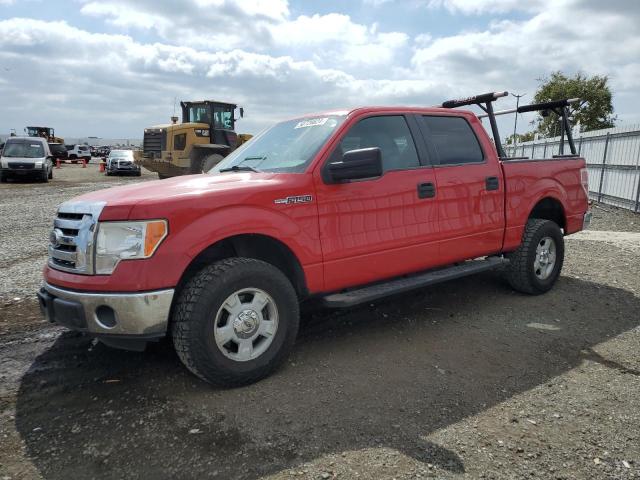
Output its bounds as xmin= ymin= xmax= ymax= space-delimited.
xmin=30 ymin=144 xmax=40 ymax=147
xmin=294 ymin=118 xmax=328 ymax=129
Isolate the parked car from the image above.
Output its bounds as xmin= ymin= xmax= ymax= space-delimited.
xmin=38 ymin=94 xmax=590 ymax=387
xmin=106 ymin=150 xmax=141 ymax=176
xmin=98 ymin=146 xmax=111 ymax=158
xmin=65 ymin=144 xmax=91 ymax=163
xmin=0 ymin=137 xmax=53 ymax=182
xmin=90 ymin=146 xmax=98 ymax=157
xmin=48 ymin=143 xmax=68 ymax=162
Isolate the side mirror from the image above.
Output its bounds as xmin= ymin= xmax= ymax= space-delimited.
xmin=326 ymin=147 xmax=383 ymax=183
xmin=239 ymin=107 xmax=244 ymax=118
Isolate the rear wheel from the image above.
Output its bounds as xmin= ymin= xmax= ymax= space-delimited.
xmin=171 ymin=258 xmax=299 ymax=386
xmin=505 ymin=219 xmax=564 ymax=295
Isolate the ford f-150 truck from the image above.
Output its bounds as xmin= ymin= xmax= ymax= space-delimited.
xmin=38 ymin=92 xmax=591 ymax=386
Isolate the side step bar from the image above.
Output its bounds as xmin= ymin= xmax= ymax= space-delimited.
xmin=321 ymin=257 xmax=508 ymax=308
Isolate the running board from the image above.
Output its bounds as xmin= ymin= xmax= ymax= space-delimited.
xmin=321 ymin=257 xmax=508 ymax=308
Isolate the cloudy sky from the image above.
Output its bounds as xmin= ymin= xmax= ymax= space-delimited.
xmin=0 ymin=0 xmax=638 ymax=138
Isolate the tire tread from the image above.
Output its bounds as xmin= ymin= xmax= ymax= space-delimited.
xmin=171 ymin=257 xmax=298 ymax=386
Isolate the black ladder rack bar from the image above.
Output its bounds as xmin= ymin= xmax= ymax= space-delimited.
xmin=475 ymin=97 xmax=581 ymax=156
xmin=439 ymin=91 xmax=508 ymax=158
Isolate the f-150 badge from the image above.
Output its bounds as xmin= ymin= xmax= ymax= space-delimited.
xmin=274 ymin=195 xmax=313 ymax=205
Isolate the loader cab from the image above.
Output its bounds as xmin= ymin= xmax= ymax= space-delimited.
xmin=25 ymin=126 xmax=54 ymax=140
xmin=180 ymin=101 xmax=242 ymax=147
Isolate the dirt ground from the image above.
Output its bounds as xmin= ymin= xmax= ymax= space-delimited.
xmin=0 ymin=167 xmax=639 ymax=479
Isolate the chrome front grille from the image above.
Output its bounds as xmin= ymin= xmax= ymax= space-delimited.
xmin=48 ymin=201 xmax=105 ymax=274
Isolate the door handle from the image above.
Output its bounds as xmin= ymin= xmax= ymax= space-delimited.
xmin=485 ymin=176 xmax=499 ymax=191
xmin=417 ymin=182 xmax=436 ymax=199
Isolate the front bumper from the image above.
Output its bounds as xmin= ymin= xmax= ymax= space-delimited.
xmin=37 ymin=283 xmax=174 ymax=337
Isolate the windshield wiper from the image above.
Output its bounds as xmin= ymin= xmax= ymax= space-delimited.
xmin=219 ymin=165 xmax=260 ymax=173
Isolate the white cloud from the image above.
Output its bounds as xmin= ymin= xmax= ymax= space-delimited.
xmin=1 ymin=0 xmax=639 ymax=138
xmin=412 ymin=0 xmax=640 ymax=118
xmin=0 ymin=18 xmax=439 ymax=136
xmin=427 ymin=0 xmax=547 ymax=15
xmin=78 ymin=1 xmax=409 ymax=69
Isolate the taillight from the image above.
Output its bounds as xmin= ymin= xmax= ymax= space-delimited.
xmin=580 ymin=168 xmax=589 ymax=199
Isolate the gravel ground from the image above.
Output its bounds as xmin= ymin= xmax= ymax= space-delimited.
xmin=0 ymin=172 xmax=639 ymax=480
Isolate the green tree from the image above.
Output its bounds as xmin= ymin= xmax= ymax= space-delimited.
xmin=505 ymin=131 xmax=535 ymax=145
xmin=532 ymin=71 xmax=616 ymax=137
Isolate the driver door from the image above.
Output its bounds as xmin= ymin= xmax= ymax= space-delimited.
xmin=313 ymin=114 xmax=440 ymax=292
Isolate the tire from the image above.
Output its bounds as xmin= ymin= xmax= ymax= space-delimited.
xmin=201 ymin=153 xmax=224 ymax=173
xmin=171 ymin=258 xmax=299 ymax=387
xmin=48 ymin=167 xmax=53 ymax=179
xmin=158 ymin=173 xmax=171 ymax=179
xmin=191 ymin=152 xmax=224 ymax=174
xmin=505 ymin=219 xmax=564 ymax=295
xmin=135 ymin=170 xmax=142 ymax=177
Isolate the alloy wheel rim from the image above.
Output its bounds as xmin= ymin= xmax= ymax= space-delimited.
xmin=533 ymin=236 xmax=556 ymax=280
xmin=213 ymin=288 xmax=278 ymax=362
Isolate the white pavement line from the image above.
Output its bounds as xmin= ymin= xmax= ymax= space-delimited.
xmin=567 ymin=230 xmax=640 ymax=250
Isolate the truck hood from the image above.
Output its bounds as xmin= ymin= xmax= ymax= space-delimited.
xmin=61 ymin=172 xmax=284 ymax=218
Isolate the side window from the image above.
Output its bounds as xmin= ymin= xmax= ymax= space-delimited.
xmin=174 ymin=133 xmax=186 ymax=151
xmin=335 ymin=116 xmax=420 ymax=172
xmin=421 ymin=116 xmax=484 ymax=165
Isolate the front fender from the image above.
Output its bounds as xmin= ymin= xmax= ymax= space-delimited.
xmin=180 ymin=204 xmax=322 ymax=265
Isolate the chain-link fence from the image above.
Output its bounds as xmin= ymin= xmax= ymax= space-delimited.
xmin=504 ymin=124 xmax=640 ymax=213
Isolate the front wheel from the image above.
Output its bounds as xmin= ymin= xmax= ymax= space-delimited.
xmin=505 ymin=219 xmax=564 ymax=295
xmin=171 ymin=258 xmax=299 ymax=386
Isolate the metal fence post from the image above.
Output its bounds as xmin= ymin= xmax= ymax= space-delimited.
xmin=543 ymin=141 xmax=547 ymax=158
xmin=597 ymin=133 xmax=611 ymax=203
xmin=578 ymin=135 xmax=584 ymax=156
xmin=635 ymin=141 xmax=640 ymax=213
xmin=635 ymin=172 xmax=640 ymax=213
xmin=531 ymin=140 xmax=536 ymax=158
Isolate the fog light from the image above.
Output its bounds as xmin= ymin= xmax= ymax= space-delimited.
xmin=95 ymin=305 xmax=117 ymax=328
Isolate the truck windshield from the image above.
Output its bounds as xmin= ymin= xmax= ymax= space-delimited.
xmin=212 ymin=115 xmax=346 ymax=174
xmin=2 ymin=141 xmax=45 ymax=158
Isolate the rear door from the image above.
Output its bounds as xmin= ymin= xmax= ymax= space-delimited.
xmin=417 ymin=114 xmax=504 ymax=264
xmin=314 ymin=114 xmax=440 ymax=292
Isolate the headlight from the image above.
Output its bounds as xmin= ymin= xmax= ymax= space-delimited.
xmin=0 ymin=159 xmax=7 ymax=168
xmin=95 ymin=220 xmax=167 ymax=274
xmin=195 ymin=129 xmax=209 ymax=137
xmin=35 ymin=161 xmax=43 ymax=168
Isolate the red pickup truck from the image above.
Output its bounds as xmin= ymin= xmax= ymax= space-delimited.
xmin=38 ymin=92 xmax=590 ymax=386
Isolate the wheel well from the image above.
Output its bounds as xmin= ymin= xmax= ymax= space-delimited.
xmin=529 ymin=197 xmax=566 ymax=230
xmin=177 ymin=234 xmax=308 ymax=299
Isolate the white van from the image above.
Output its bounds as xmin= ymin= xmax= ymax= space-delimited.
xmin=0 ymin=137 xmax=53 ymax=182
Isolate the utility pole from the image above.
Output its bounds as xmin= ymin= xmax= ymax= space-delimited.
xmin=511 ymin=93 xmax=526 ymax=155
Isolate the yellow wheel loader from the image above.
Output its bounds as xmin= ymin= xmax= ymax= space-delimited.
xmin=25 ymin=126 xmax=64 ymax=144
xmin=135 ymin=100 xmax=252 ymax=179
